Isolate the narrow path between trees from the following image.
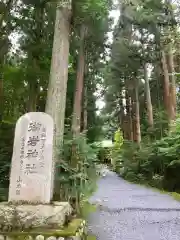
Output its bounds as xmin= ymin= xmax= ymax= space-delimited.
xmin=87 ymin=169 xmax=180 ymax=239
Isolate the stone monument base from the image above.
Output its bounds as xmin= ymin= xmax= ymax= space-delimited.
xmin=0 ymin=202 xmax=72 ymax=231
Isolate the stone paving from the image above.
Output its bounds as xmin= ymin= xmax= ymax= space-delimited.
xmin=87 ymin=170 xmax=180 ymax=239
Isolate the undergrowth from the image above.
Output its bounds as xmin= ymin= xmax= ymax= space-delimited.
xmin=112 ymin=119 xmax=180 ymax=195
xmin=80 ymin=174 xmax=98 ymax=219
xmin=55 ymin=131 xmax=100 ymax=211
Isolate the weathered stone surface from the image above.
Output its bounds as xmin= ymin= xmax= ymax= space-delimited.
xmin=36 ymin=236 xmax=44 ymax=240
xmin=0 ymin=236 xmax=14 ymax=240
xmin=0 ymin=202 xmax=72 ymax=230
xmin=46 ymin=237 xmax=57 ymax=240
xmin=67 ymin=236 xmax=81 ymax=240
xmin=8 ymin=112 xmax=54 ymax=204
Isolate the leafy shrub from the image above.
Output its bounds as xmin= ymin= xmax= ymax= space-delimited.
xmin=56 ymin=132 xmax=99 ymax=211
xmin=111 ymin=129 xmax=123 ymax=171
xmin=118 ymin=120 xmax=180 ymax=192
xmin=0 ymin=121 xmax=15 ymax=200
xmin=149 ymin=174 xmax=164 ymax=189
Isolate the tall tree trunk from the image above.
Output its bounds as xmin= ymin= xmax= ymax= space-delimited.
xmin=0 ymin=65 xmax=3 ymax=122
xmin=163 ymin=0 xmax=176 ymax=121
xmin=119 ymin=90 xmax=125 ymax=137
xmin=144 ymin=63 xmax=153 ymax=127
xmin=123 ymin=91 xmax=128 ymax=140
xmin=161 ymin=50 xmax=171 ymax=120
xmin=0 ymin=0 xmax=13 ymax=121
xmin=27 ymin=6 xmax=43 ymax=112
xmin=83 ymin=84 xmax=88 ymax=132
xmin=71 ymin=25 xmax=86 ymax=136
xmin=28 ymin=80 xmax=38 ymax=112
xmin=167 ymin=0 xmax=176 ymax=121
xmin=45 ymin=0 xmax=71 ymax=199
xmin=82 ymin=55 xmax=88 ymax=133
xmin=167 ymin=51 xmax=176 ymax=120
xmin=132 ymin=79 xmax=141 ymax=144
xmin=125 ymin=79 xmax=133 ymax=141
xmin=125 ymin=82 xmax=133 ymax=141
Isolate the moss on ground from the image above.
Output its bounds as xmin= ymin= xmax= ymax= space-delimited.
xmin=170 ymin=192 xmax=180 ymax=201
xmin=80 ymin=174 xmax=98 ymax=218
xmin=87 ymin=235 xmax=96 ymax=240
xmin=80 ymin=198 xmax=97 ymax=240
xmin=79 ymin=176 xmax=98 ymax=240
xmin=80 ymin=200 xmax=97 ymax=219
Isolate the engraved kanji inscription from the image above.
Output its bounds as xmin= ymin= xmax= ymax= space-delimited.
xmin=28 ymin=121 xmax=42 ymax=132
xmin=26 ymin=149 xmax=38 ymax=158
xmin=27 ymin=136 xmax=40 ymax=146
xmin=16 ymin=189 xmax=20 ymax=195
xmin=16 ymin=176 xmax=22 ymax=196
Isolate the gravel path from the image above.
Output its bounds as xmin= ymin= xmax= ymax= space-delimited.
xmin=87 ymin=170 xmax=180 ymax=239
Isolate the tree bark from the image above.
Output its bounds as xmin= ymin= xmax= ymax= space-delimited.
xmin=28 ymin=79 xmax=38 ymax=112
xmin=132 ymin=79 xmax=141 ymax=144
xmin=167 ymin=51 xmax=176 ymax=120
xmin=82 ymin=55 xmax=88 ymax=133
xmin=161 ymin=50 xmax=171 ymax=120
xmin=144 ymin=63 xmax=153 ymax=127
xmin=125 ymin=87 xmax=133 ymax=140
xmin=119 ymin=90 xmax=125 ymax=136
xmin=45 ymin=0 xmax=71 ymax=199
xmin=0 ymin=0 xmax=13 ymax=121
xmin=0 ymin=65 xmax=3 ymax=122
xmin=83 ymin=84 xmax=88 ymax=132
xmin=162 ymin=0 xmax=176 ymax=121
xmin=27 ymin=6 xmax=44 ymax=112
xmin=71 ymin=25 xmax=86 ymax=137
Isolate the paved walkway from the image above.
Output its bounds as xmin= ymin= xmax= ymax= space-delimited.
xmin=87 ymin=170 xmax=180 ymax=239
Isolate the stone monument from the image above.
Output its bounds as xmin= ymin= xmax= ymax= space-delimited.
xmin=9 ymin=112 xmax=54 ymax=203
xmin=0 ymin=112 xmax=73 ymax=233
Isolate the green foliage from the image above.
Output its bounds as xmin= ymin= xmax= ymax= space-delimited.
xmin=98 ymin=147 xmax=111 ymax=165
xmin=80 ymin=200 xmax=97 ymax=219
xmin=116 ymin=120 xmax=180 ymax=192
xmin=114 ymin=128 xmax=123 ymax=146
xmin=0 ymin=121 xmax=15 ymax=200
xmin=102 ymin=0 xmax=178 ymax=140
xmin=56 ymin=132 xmax=99 ymax=210
xmin=87 ymin=236 xmax=96 ymax=240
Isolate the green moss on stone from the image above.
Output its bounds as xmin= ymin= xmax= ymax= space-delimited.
xmin=0 ymin=219 xmax=85 ymax=237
